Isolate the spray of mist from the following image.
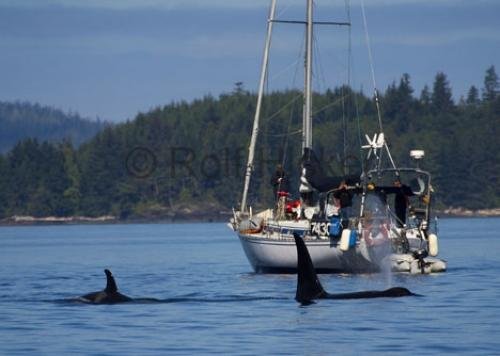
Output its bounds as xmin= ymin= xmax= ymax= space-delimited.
xmin=362 ymin=192 xmax=394 ymax=287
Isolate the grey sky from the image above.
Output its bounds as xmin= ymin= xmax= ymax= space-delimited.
xmin=1 ymin=0 xmax=499 ymax=121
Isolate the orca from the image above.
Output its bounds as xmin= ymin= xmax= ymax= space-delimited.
xmin=293 ymin=234 xmax=416 ymax=304
xmin=78 ymin=269 xmax=133 ymax=304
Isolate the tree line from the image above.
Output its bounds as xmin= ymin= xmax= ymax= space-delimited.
xmin=0 ymin=101 xmax=106 ymax=152
xmin=0 ymin=66 xmax=498 ymax=219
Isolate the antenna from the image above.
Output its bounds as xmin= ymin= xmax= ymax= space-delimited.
xmin=410 ymin=150 xmax=425 ymax=169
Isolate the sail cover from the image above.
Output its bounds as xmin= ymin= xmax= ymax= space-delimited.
xmin=301 ymin=148 xmax=360 ymax=193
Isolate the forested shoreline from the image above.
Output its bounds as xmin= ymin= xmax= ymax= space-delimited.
xmin=0 ymin=67 xmax=498 ymax=221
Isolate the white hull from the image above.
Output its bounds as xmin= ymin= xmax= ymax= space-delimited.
xmin=236 ymin=228 xmax=446 ymax=274
xmin=237 ymin=232 xmax=380 ymax=273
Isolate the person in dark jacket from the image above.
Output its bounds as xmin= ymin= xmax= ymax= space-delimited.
xmin=392 ymin=179 xmax=414 ymax=227
xmin=270 ymin=164 xmax=288 ymax=200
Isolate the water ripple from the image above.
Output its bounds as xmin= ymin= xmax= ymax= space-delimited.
xmin=1 ymin=220 xmax=500 ymax=355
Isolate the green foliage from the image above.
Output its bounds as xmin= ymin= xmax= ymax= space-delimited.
xmin=2 ymin=139 xmax=72 ymax=216
xmin=483 ymin=65 xmax=499 ymax=101
xmin=431 ymin=72 xmax=454 ymax=115
xmin=0 ymin=67 xmax=499 ymax=219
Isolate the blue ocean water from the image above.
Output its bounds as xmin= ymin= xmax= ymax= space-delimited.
xmin=1 ymin=218 xmax=500 ymax=355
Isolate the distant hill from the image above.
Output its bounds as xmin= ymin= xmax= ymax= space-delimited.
xmin=0 ymin=101 xmax=107 ymax=152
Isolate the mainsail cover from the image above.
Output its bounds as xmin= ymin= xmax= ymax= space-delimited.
xmin=301 ymin=148 xmax=360 ymax=193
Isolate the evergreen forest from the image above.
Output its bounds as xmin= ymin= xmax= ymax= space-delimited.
xmin=0 ymin=67 xmax=498 ymax=220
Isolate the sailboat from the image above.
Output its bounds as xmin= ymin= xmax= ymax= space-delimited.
xmin=229 ymin=0 xmax=446 ymax=274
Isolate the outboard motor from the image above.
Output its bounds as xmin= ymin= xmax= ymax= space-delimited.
xmin=412 ymin=249 xmax=429 ymax=274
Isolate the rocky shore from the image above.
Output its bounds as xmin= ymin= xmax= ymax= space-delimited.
xmin=1 ymin=206 xmax=499 ymax=226
xmin=438 ymin=207 xmax=500 ymax=217
xmin=1 ymin=215 xmax=117 ymax=225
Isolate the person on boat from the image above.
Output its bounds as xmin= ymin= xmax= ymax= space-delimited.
xmin=333 ymin=179 xmax=355 ymax=226
xmin=333 ymin=180 xmax=351 ymax=206
xmin=271 ymin=164 xmax=290 ymax=220
xmin=374 ymin=179 xmax=415 ymax=228
xmin=270 ymin=164 xmax=289 ymax=200
xmin=392 ymin=179 xmax=414 ymax=227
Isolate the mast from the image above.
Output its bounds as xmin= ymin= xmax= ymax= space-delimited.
xmin=302 ymin=0 xmax=314 ymax=150
xmin=240 ymin=0 xmax=277 ymax=213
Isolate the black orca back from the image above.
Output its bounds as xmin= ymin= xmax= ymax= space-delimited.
xmin=325 ymin=287 xmax=414 ymax=300
xmin=293 ymin=234 xmax=416 ymax=303
xmin=78 ymin=269 xmax=132 ymax=304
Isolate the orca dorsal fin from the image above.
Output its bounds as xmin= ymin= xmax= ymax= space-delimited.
xmin=293 ymin=234 xmax=326 ymax=303
xmin=104 ymin=269 xmax=118 ymax=293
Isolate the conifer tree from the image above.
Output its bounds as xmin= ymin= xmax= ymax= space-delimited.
xmin=431 ymin=72 xmax=454 ymax=113
xmin=483 ymin=65 xmax=499 ymax=101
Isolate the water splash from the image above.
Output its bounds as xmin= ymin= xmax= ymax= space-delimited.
xmin=361 ymin=192 xmax=394 ymax=287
